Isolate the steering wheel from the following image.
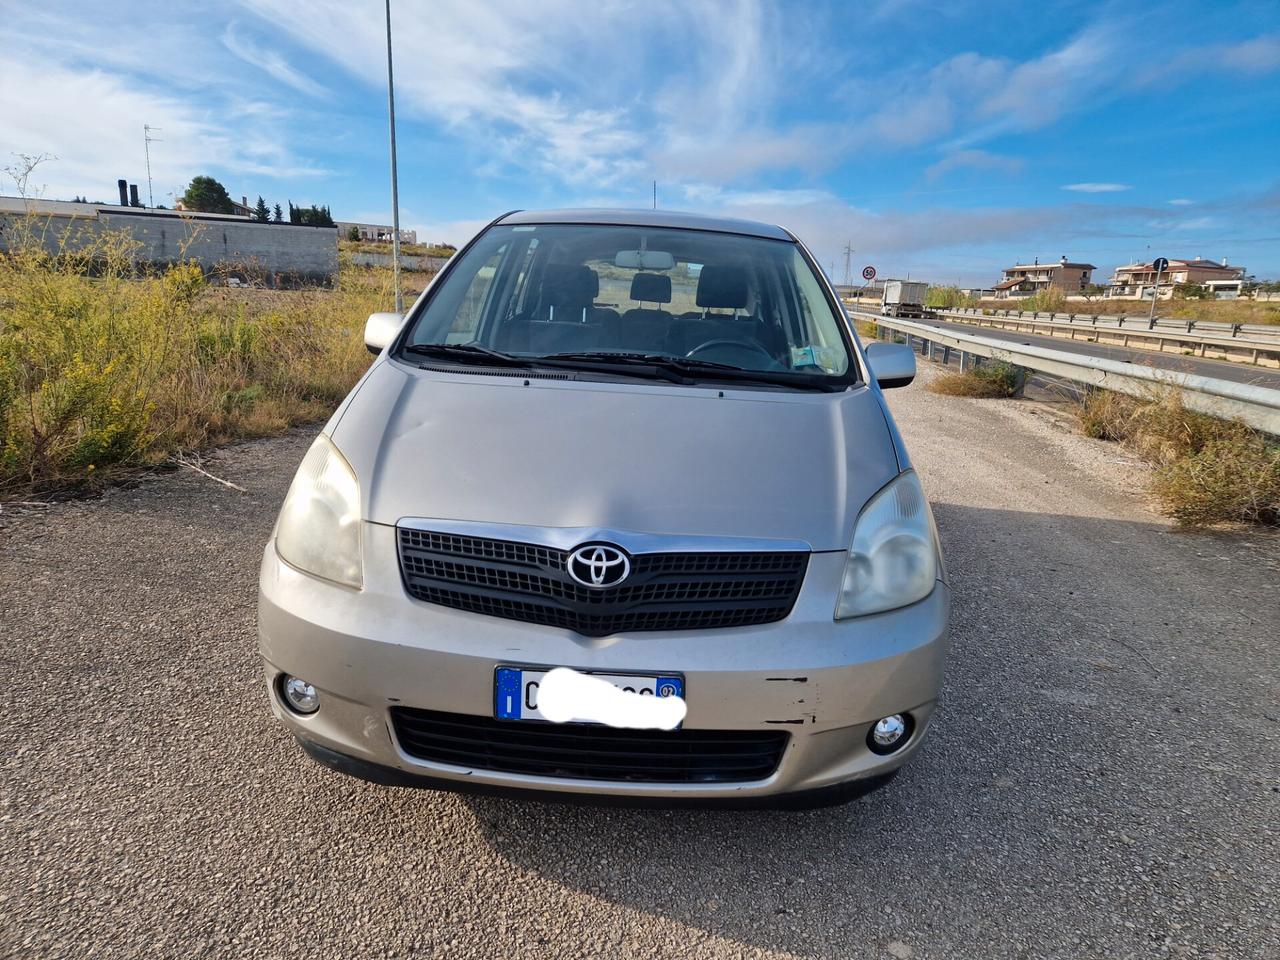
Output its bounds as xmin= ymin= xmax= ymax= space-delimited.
xmin=685 ymin=338 xmax=781 ymax=369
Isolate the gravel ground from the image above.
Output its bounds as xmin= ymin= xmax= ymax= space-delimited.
xmin=2 ymin=363 xmax=1278 ymax=959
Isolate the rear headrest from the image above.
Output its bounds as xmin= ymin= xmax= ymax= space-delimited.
xmin=696 ymin=265 xmax=749 ymax=309
xmin=630 ymin=272 xmax=672 ymax=304
xmin=542 ymin=263 xmax=599 ymax=310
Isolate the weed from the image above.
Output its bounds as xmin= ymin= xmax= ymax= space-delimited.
xmin=1075 ymin=388 xmax=1280 ymax=526
xmin=927 ymin=361 xmax=1024 ymax=398
xmin=0 ymin=215 xmax=395 ymax=496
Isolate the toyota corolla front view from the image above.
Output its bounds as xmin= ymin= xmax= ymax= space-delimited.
xmin=257 ymin=208 xmax=949 ymax=807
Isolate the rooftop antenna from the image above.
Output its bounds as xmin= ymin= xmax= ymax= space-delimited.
xmin=384 ymin=0 xmax=404 ymax=313
xmin=143 ymin=124 xmax=162 ymax=208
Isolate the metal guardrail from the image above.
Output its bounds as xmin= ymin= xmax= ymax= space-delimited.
xmin=944 ymin=306 xmax=1280 ymax=343
xmin=851 ymin=311 xmax=1280 ymax=436
xmin=931 ymin=309 xmax=1280 ymax=368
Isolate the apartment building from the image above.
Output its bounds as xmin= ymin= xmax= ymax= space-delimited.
xmin=1104 ymin=258 xmax=1246 ymax=300
xmin=993 ymin=256 xmax=1096 ymax=298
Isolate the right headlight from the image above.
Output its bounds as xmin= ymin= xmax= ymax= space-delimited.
xmin=835 ymin=470 xmax=938 ymax=619
xmin=274 ymin=434 xmax=363 ymax=589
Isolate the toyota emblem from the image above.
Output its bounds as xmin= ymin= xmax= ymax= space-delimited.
xmin=566 ymin=544 xmax=630 ymax=588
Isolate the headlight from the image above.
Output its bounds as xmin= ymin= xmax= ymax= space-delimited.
xmin=835 ymin=470 xmax=937 ymax=619
xmin=275 ymin=434 xmax=363 ymax=589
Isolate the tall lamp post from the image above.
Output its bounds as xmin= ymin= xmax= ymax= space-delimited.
xmin=385 ymin=0 xmax=404 ymax=314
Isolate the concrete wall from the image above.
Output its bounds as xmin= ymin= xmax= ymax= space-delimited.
xmin=0 ymin=201 xmax=338 ymax=284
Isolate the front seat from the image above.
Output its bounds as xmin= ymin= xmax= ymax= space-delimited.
xmin=667 ymin=264 xmax=779 ymax=357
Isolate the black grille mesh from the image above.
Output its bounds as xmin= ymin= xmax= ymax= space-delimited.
xmin=396 ymin=528 xmax=807 ymax=636
xmin=391 ymin=707 xmax=789 ymax=783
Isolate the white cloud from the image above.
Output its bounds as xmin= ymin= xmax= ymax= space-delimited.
xmin=1167 ymin=198 xmax=1195 ymax=206
xmin=1063 ymin=183 xmax=1132 ymax=193
xmin=0 ymin=52 xmax=326 ymax=204
xmin=222 ymin=22 xmax=328 ymax=98
xmin=925 ymin=150 xmax=1023 ymax=181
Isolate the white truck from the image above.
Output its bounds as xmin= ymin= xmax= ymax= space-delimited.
xmin=880 ymin=280 xmax=931 ymax=318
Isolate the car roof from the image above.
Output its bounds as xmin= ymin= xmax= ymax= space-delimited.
xmin=496 ymin=208 xmax=793 ymax=241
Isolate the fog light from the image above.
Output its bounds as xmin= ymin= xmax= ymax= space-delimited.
xmin=281 ymin=675 xmax=320 ymax=714
xmin=868 ymin=713 xmax=910 ymax=755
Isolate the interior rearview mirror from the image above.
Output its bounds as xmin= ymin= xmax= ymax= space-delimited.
xmin=614 ymin=249 xmax=675 ymax=270
xmin=364 ymin=312 xmax=403 ymax=356
xmin=864 ymin=341 xmax=916 ymax=389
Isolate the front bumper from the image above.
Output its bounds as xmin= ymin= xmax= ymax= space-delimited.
xmin=258 ymin=521 xmax=950 ymax=802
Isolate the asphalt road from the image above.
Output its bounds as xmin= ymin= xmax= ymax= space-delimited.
xmin=3 ymin=365 xmax=1278 ymax=959
xmin=866 ymin=312 xmax=1280 ymax=390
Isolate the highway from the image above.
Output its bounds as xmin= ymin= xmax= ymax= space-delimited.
xmin=2 ymin=368 xmax=1278 ymax=959
xmin=907 ymin=313 xmax=1280 ymax=390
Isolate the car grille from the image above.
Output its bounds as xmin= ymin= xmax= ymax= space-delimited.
xmin=391 ymin=707 xmax=789 ymax=783
xmin=396 ymin=528 xmax=808 ymax=636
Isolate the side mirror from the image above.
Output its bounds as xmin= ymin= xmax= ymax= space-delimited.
xmin=864 ymin=341 xmax=916 ymax=389
xmin=364 ymin=312 xmax=403 ymax=356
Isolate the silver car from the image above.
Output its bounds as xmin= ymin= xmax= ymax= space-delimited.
xmin=258 ymin=209 xmax=948 ymax=807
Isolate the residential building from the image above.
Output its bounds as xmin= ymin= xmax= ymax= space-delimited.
xmin=336 ymin=220 xmax=417 ymax=245
xmin=1104 ymin=258 xmax=1246 ymax=300
xmin=993 ymin=256 xmax=1096 ymax=298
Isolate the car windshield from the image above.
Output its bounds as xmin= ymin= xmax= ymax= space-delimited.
xmin=400 ymin=223 xmax=854 ymax=381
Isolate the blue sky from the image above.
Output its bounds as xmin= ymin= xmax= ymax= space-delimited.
xmin=3 ymin=0 xmax=1279 ymax=284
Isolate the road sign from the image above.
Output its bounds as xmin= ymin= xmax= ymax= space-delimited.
xmin=1152 ymin=257 xmax=1169 ymax=273
xmin=862 ymin=265 xmax=876 ymax=281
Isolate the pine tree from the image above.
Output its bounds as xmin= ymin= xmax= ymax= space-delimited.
xmin=273 ymin=203 xmax=283 ymax=222
xmin=253 ymin=196 xmax=270 ymax=223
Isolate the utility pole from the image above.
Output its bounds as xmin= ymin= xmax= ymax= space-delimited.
xmin=843 ymin=241 xmax=854 ymax=288
xmin=384 ymin=0 xmax=404 ymax=314
xmin=143 ymin=125 xmax=162 ymax=208
xmin=652 ymin=180 xmax=657 ymax=210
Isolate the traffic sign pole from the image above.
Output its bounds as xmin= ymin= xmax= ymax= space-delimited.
xmin=1148 ymin=256 xmax=1168 ymax=326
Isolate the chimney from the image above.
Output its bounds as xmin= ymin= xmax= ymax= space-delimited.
xmin=118 ymin=179 xmax=129 ymax=206
xmin=1033 ymin=256 xmax=1039 ymax=265
xmin=129 ymin=184 xmax=141 ymax=207
xmin=1060 ymin=255 xmax=1067 ymax=265
xmin=242 ymin=196 xmax=248 ymax=209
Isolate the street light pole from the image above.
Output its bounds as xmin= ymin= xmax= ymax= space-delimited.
xmin=384 ymin=0 xmax=404 ymax=314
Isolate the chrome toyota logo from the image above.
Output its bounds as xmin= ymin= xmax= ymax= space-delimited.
xmin=566 ymin=544 xmax=630 ymax=588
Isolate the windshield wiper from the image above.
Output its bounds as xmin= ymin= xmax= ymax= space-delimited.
xmin=539 ymin=351 xmax=841 ymax=392
xmin=403 ymin=342 xmax=532 ymax=367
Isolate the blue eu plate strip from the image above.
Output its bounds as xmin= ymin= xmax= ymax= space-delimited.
xmin=495 ymin=667 xmax=522 ymax=719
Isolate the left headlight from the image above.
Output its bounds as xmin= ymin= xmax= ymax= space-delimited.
xmin=835 ymin=470 xmax=937 ymax=619
xmin=275 ymin=434 xmax=363 ymax=589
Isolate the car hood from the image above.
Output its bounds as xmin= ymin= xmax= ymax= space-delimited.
xmin=329 ymin=361 xmax=903 ymax=552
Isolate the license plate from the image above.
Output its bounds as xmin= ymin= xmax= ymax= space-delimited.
xmin=494 ymin=666 xmax=684 ymax=723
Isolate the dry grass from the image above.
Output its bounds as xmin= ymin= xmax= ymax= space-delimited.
xmin=1075 ymin=389 xmax=1280 ymax=526
xmin=927 ymin=361 xmax=1024 ymax=398
xmin=1 ymin=218 xmax=392 ymax=497
xmin=978 ymin=297 xmax=1280 ymax=326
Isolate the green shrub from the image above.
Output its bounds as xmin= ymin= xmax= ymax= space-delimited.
xmin=0 ymin=216 xmax=387 ymax=495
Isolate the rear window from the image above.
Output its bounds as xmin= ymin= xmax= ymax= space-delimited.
xmin=404 ymin=223 xmax=853 ymax=379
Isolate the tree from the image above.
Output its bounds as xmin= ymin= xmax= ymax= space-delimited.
xmin=180 ymin=176 xmax=236 ymax=214
xmin=288 ymin=201 xmax=300 ymax=224
xmin=347 ymin=225 xmax=361 ymax=241
xmin=253 ymin=195 xmax=271 ymax=222
xmin=273 ymin=203 xmax=283 ymax=222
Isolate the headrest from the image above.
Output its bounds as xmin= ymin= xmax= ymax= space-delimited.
xmin=696 ymin=265 xmax=749 ymax=309
xmin=630 ymin=272 xmax=672 ymax=304
xmin=542 ymin=263 xmax=599 ymax=309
